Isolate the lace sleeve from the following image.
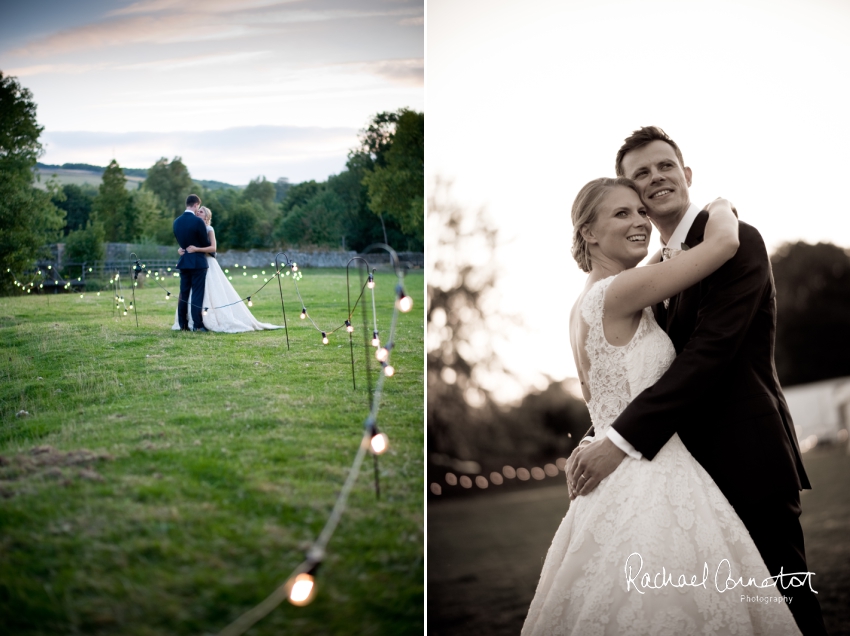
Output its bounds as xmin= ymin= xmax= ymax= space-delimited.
xmin=579 ymin=276 xmax=615 ymax=335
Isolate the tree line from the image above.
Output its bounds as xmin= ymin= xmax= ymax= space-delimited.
xmin=0 ymin=70 xmax=422 ymax=292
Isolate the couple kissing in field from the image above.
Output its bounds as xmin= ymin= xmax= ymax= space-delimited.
xmin=172 ymin=194 xmax=281 ymax=333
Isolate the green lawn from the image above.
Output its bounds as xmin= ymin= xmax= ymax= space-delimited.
xmin=0 ymin=267 xmax=424 ymax=635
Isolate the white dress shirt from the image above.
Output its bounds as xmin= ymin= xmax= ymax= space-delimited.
xmin=585 ymin=202 xmax=702 ymax=460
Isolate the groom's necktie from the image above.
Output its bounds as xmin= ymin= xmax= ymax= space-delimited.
xmin=661 ymin=247 xmax=683 ymax=308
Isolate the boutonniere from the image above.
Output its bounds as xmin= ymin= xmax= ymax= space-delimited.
xmin=680 ymin=242 xmax=690 ymax=251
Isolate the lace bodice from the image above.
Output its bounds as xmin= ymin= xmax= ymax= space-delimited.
xmin=581 ymin=276 xmax=675 ymax=435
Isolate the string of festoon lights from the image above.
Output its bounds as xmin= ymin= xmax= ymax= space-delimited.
xmin=217 ymin=244 xmax=412 ymax=636
xmin=429 ymin=445 xmax=578 ymax=496
xmin=7 ymin=264 xmax=80 ymax=298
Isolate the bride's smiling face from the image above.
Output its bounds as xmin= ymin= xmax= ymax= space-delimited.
xmin=582 ymin=186 xmax=651 ymax=268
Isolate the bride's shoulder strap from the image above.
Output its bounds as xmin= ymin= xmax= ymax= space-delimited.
xmin=579 ymin=276 xmax=615 ymax=329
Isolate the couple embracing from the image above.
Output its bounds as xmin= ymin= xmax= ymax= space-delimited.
xmin=172 ymin=194 xmax=280 ymax=333
xmin=522 ymin=127 xmax=827 ymax=635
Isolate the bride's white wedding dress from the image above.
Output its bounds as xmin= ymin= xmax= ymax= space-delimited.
xmin=522 ymin=276 xmax=801 ymax=636
xmin=171 ymin=232 xmax=281 ymax=333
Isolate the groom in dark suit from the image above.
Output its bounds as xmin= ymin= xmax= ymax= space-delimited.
xmin=568 ymin=127 xmax=826 ymax=635
xmin=173 ymin=194 xmax=211 ymax=331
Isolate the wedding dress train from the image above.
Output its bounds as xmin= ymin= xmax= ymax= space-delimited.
xmin=171 ymin=254 xmax=281 ymax=333
xmin=521 ymin=276 xmax=801 ymax=636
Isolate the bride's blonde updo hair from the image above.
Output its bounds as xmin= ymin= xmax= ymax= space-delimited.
xmin=571 ymin=177 xmax=641 ymax=272
xmin=200 ymin=206 xmax=212 ymax=224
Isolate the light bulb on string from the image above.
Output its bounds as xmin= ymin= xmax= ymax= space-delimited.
xmin=367 ymin=421 xmax=389 ymax=455
xmin=322 ymin=332 xmax=328 ymax=345
xmin=383 ymin=363 xmax=395 ymax=377
xmin=247 ymin=297 xmax=253 ymax=307
xmin=300 ymin=308 xmax=307 ymax=320
xmin=128 ymin=302 xmax=133 ymax=310
xmin=291 ymin=262 xmax=298 ymax=272
xmin=376 ymin=347 xmax=389 ymax=363
xmin=203 ymin=307 xmax=209 ymax=316
xmin=123 ymin=310 xmax=128 ymax=316
xmin=345 ymin=320 xmax=354 ymax=333
xmin=286 ymin=561 xmax=320 ymax=607
xmin=396 ymin=287 xmax=413 ymax=313
xmin=166 ymin=291 xmax=171 ymax=300
xmin=371 ymin=331 xmax=380 ymax=347
xmin=367 ymin=273 xmax=375 ymax=289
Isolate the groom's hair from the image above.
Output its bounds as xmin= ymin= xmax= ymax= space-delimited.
xmin=186 ymin=194 xmax=201 ymax=207
xmin=615 ymin=126 xmax=685 ymax=177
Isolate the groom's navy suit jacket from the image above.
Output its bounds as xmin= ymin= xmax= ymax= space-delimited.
xmin=173 ymin=212 xmax=211 ymax=270
xmin=607 ymin=211 xmax=809 ymax=507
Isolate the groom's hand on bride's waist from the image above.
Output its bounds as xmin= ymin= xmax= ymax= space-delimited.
xmin=567 ymin=437 xmax=626 ymax=499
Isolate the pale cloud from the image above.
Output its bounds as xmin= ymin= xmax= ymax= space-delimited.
xmin=4 ymin=62 xmax=109 ymax=77
xmin=357 ymin=58 xmax=423 ymax=87
xmin=109 ymin=0 xmax=297 ymax=17
xmin=116 ymin=50 xmax=270 ymax=72
xmin=7 ymin=14 xmax=245 ymax=58
xmin=400 ymin=16 xmax=424 ymax=26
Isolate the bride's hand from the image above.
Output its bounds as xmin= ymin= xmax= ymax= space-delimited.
xmin=178 ymin=247 xmax=186 ymax=256
xmin=704 ymin=197 xmax=738 ymax=218
xmin=186 ymin=245 xmax=197 ymax=253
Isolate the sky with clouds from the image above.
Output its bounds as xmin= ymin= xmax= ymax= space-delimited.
xmin=0 ymin=0 xmax=423 ymax=184
xmin=429 ymin=0 xmax=850 ymax=399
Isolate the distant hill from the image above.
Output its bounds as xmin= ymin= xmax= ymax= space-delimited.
xmin=33 ymin=163 xmax=243 ymax=192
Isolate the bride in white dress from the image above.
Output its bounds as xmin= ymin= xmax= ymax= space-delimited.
xmin=171 ymin=206 xmax=281 ymax=333
xmin=521 ymin=178 xmax=801 ymax=635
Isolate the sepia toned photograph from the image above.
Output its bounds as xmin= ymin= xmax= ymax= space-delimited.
xmin=427 ymin=1 xmax=850 ymax=635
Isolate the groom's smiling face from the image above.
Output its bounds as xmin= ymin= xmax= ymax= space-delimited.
xmin=619 ymin=140 xmax=692 ymax=222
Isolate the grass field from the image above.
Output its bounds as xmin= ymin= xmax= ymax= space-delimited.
xmin=32 ymin=167 xmax=145 ymax=191
xmin=0 ymin=267 xmax=424 ymax=635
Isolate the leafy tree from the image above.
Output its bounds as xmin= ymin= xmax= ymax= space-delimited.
xmin=362 ymin=109 xmax=424 ymax=245
xmin=130 ymin=188 xmax=170 ymax=243
xmin=54 ymin=183 xmax=96 ymax=235
xmin=426 ymin=184 xmax=582 ymax=475
xmin=64 ymin=221 xmax=105 ymax=264
xmin=280 ymin=180 xmax=324 ymax=214
xmin=143 ymin=157 xmax=193 ymax=216
xmin=218 ymin=200 xmax=262 ymax=250
xmin=357 ymin=110 xmax=402 ymax=168
xmin=92 ymin=159 xmax=132 ymax=242
xmin=274 ymin=177 xmax=291 ymax=203
xmin=771 ymin=241 xmax=850 ymax=386
xmin=242 ymin=176 xmax=279 ymax=246
xmin=0 ymin=71 xmax=65 ymax=289
xmin=243 ymin=176 xmax=277 ymax=212
xmin=277 ymin=189 xmax=345 ymax=248
xmin=327 ymin=166 xmax=406 ymax=251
